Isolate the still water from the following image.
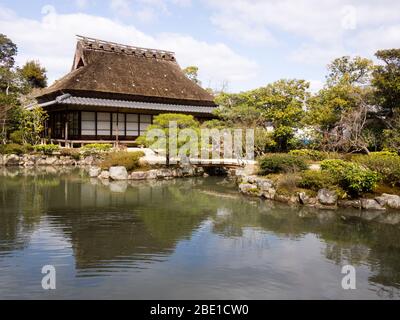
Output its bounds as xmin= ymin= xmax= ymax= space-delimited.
xmin=0 ymin=168 xmax=400 ymax=300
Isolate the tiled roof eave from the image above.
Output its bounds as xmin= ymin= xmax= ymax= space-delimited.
xmin=39 ymin=94 xmax=217 ymax=114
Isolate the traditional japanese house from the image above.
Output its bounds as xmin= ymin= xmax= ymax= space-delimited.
xmin=34 ymin=35 xmax=217 ymax=146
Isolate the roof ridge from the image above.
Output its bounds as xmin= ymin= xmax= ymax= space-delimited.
xmin=76 ymin=35 xmax=176 ymax=61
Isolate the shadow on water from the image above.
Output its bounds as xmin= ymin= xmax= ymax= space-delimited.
xmin=1 ymin=167 xmax=400 ymax=298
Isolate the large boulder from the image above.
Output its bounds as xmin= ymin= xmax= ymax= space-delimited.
xmin=98 ymin=170 xmax=110 ymax=180
xmin=5 ymin=155 xmax=20 ymax=166
xmin=146 ymin=170 xmax=158 ymax=180
xmin=156 ymin=169 xmax=173 ymax=179
xmin=317 ymin=189 xmax=338 ymax=206
xmin=130 ymin=171 xmax=148 ymax=180
xmin=375 ymin=194 xmax=400 ymax=210
xmin=45 ymin=157 xmax=58 ymax=166
xmin=361 ymin=199 xmax=386 ymax=211
xmin=262 ymin=188 xmax=276 ymax=200
xmin=89 ymin=166 xmax=102 ymax=178
xmin=239 ymin=183 xmax=258 ymax=195
xmin=298 ymin=192 xmax=317 ymax=205
xmin=255 ymin=178 xmax=274 ymax=192
xmin=109 ymin=166 xmax=129 ymax=180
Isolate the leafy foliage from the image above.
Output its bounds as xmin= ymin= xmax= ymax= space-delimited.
xmin=289 ymin=149 xmax=326 ymax=161
xmin=298 ymin=170 xmax=337 ymax=191
xmin=258 ymin=154 xmax=308 ymax=175
xmin=353 ymin=152 xmax=400 ymax=187
xmin=81 ymin=144 xmax=113 ymax=156
xmin=100 ymin=151 xmax=145 ymax=171
xmin=34 ymin=144 xmax=60 ymax=155
xmin=321 ymin=159 xmax=379 ymax=196
xmin=0 ymin=143 xmax=26 ymax=155
xmin=20 ymin=60 xmax=47 ymax=88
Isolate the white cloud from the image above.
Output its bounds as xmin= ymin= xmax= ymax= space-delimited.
xmin=206 ymin=0 xmax=400 ymax=61
xmin=75 ymin=0 xmax=90 ymax=9
xmin=0 ymin=4 xmax=257 ymax=90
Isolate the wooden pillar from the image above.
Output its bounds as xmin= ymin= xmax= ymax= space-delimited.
xmin=65 ymin=114 xmax=69 ymax=148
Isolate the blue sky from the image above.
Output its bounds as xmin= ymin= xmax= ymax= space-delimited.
xmin=1 ymin=0 xmax=399 ymax=92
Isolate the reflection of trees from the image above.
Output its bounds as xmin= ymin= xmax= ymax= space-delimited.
xmin=0 ymin=168 xmax=65 ymax=252
xmin=2 ymin=169 xmax=400 ymax=289
xmin=205 ymin=197 xmax=400 ymax=290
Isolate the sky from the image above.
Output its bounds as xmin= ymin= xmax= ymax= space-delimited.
xmin=0 ymin=0 xmax=399 ymax=93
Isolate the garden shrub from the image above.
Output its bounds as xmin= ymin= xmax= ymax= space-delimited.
xmin=100 ymin=151 xmax=145 ymax=171
xmin=321 ymin=159 xmax=379 ymax=196
xmin=9 ymin=130 xmax=24 ymax=144
xmin=60 ymin=148 xmax=81 ymax=160
xmin=81 ymin=143 xmax=113 ymax=156
xmin=353 ymin=152 xmax=400 ymax=187
xmin=289 ymin=149 xmax=325 ymax=161
xmin=0 ymin=143 xmax=26 ymax=155
xmin=298 ymin=170 xmax=337 ymax=191
xmin=34 ymin=144 xmax=60 ymax=155
xmin=258 ymin=154 xmax=308 ymax=175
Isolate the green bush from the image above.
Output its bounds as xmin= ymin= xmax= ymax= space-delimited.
xmin=289 ymin=149 xmax=325 ymax=161
xmin=298 ymin=170 xmax=337 ymax=191
xmin=34 ymin=144 xmax=60 ymax=155
xmin=353 ymin=152 xmax=400 ymax=187
xmin=23 ymin=143 xmax=34 ymax=153
xmin=60 ymin=148 xmax=81 ymax=160
xmin=258 ymin=154 xmax=308 ymax=175
xmin=100 ymin=151 xmax=145 ymax=171
xmin=81 ymin=143 xmax=113 ymax=156
xmin=0 ymin=143 xmax=26 ymax=155
xmin=9 ymin=130 xmax=24 ymax=144
xmin=321 ymin=159 xmax=379 ymax=196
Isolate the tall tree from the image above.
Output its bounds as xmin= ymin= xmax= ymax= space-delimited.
xmin=183 ymin=66 xmax=201 ymax=85
xmin=372 ymin=49 xmax=400 ymax=115
xmin=327 ymin=56 xmax=374 ymax=86
xmin=0 ymin=34 xmax=17 ymax=68
xmin=20 ymin=60 xmax=48 ymax=88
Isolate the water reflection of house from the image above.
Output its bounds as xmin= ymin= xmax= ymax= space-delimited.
xmin=33 ymin=36 xmax=217 ymax=146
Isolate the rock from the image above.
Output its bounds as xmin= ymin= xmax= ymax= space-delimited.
xmin=338 ymin=199 xmax=361 ymax=209
xmin=181 ymin=165 xmax=195 ymax=177
xmin=361 ymin=199 xmax=386 ymax=211
xmin=83 ymin=156 xmax=94 ymax=166
xmin=255 ymin=178 xmax=274 ymax=192
xmin=375 ymin=194 xmax=400 ymax=210
xmin=45 ymin=157 xmax=58 ymax=166
xmin=262 ymin=188 xmax=276 ymax=200
xmin=98 ymin=170 xmax=110 ymax=180
xmin=156 ymin=169 xmax=173 ymax=179
xmin=130 ymin=171 xmax=148 ymax=180
xmin=146 ymin=170 xmax=158 ymax=180
xmin=5 ymin=155 xmax=20 ymax=166
xmin=89 ymin=166 xmax=102 ymax=178
xmin=317 ymin=189 xmax=338 ymax=206
xmin=298 ymin=192 xmax=312 ymax=205
xmin=109 ymin=166 xmax=129 ymax=180
xmin=239 ymin=183 xmax=258 ymax=195
xmin=242 ymin=164 xmax=258 ymax=175
xmin=275 ymin=194 xmax=298 ymax=204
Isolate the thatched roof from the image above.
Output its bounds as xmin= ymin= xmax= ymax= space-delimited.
xmin=36 ymin=36 xmax=216 ymax=107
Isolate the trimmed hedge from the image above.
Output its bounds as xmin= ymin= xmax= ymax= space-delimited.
xmin=298 ymin=170 xmax=337 ymax=191
xmin=34 ymin=144 xmax=60 ymax=155
xmin=258 ymin=154 xmax=308 ymax=175
xmin=100 ymin=151 xmax=145 ymax=171
xmin=321 ymin=159 xmax=379 ymax=197
xmin=0 ymin=143 xmax=26 ymax=155
xmin=353 ymin=152 xmax=400 ymax=187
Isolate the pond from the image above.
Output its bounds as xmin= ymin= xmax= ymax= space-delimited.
xmin=0 ymin=168 xmax=400 ymax=300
